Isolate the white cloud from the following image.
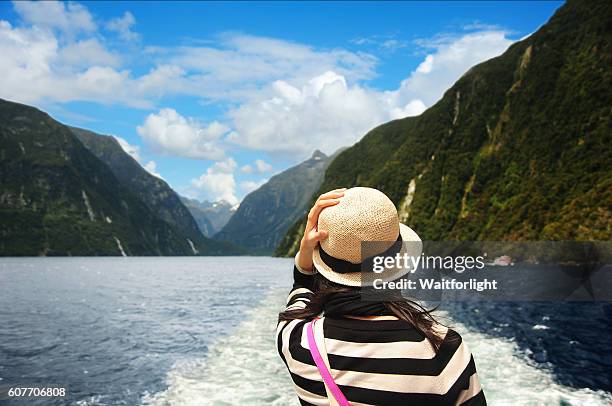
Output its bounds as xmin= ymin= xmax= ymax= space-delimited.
xmin=114 ymin=135 xmax=164 ymax=179
xmin=0 ymin=21 xmax=58 ymax=104
xmin=463 ymin=22 xmax=504 ymax=32
xmin=213 ymin=157 xmax=237 ymax=173
xmin=399 ymin=31 xmax=513 ymax=106
xmin=350 ymin=34 xmax=408 ymax=53
xmin=114 ymin=136 xmax=141 ymax=161
xmin=106 ymin=11 xmax=138 ymax=41
xmin=189 ymin=157 xmax=268 ymax=203
xmin=1 ymin=1 xmax=512 ymax=115
xmin=0 ymin=0 xmax=516 ymax=165
xmin=0 ymin=3 xmax=154 ymax=107
xmin=59 ymin=38 xmax=120 ymax=68
xmin=240 ymin=179 xmax=267 ymax=194
xmin=190 ymin=158 xmax=238 ymax=204
xmin=136 ymin=65 xmax=185 ymax=96
xmin=227 ymin=71 xmax=387 ymax=155
xmin=227 ymin=30 xmax=513 ymax=157
xmin=0 ymin=19 xmax=150 ymax=107
xmin=390 ymin=99 xmax=427 ymax=120
xmin=76 ymin=66 xmax=132 ymax=99
xmin=144 ymin=33 xmax=378 ymax=102
xmin=416 ymin=55 xmax=434 ymax=74
xmin=1 ymin=3 xmax=377 ymax=108
xmin=13 ymin=0 xmax=96 ymax=35
xmin=143 ymin=160 xmax=163 ymax=179
xmin=254 ymin=159 xmax=272 ymax=173
xmin=137 ymin=108 xmax=227 ymax=160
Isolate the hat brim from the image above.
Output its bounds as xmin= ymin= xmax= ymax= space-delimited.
xmin=312 ymin=223 xmax=422 ymax=287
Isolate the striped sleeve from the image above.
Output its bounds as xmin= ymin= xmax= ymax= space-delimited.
xmin=276 ymin=262 xmax=325 ymax=405
xmin=276 ymin=254 xmax=316 ymax=339
xmin=454 ymin=340 xmax=486 ymax=406
xmin=278 ymin=264 xmax=315 ymax=317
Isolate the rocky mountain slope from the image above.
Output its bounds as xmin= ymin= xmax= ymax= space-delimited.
xmin=216 ymin=150 xmax=334 ymax=255
xmin=276 ymin=0 xmax=611 ymax=256
xmin=72 ymin=127 xmax=242 ymax=255
xmin=0 ymin=99 xmax=238 ymax=255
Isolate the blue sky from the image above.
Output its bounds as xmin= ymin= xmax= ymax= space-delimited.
xmin=0 ymin=1 xmax=563 ymax=204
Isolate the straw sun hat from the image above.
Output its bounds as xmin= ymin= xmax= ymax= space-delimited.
xmin=311 ymin=187 xmax=422 ymax=287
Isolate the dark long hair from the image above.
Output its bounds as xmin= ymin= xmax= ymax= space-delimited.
xmin=279 ymin=273 xmax=446 ymax=351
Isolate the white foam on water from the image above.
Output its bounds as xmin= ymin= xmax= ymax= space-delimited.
xmin=75 ymin=394 xmax=106 ymax=405
xmin=141 ymin=289 xmax=298 ymax=406
xmin=143 ymin=291 xmax=611 ymax=406
xmin=436 ymin=310 xmax=611 ymax=405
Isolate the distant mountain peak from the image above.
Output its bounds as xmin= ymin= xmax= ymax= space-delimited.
xmin=310 ymin=149 xmax=327 ymax=160
xmin=180 ymin=196 xmax=237 ymax=237
xmin=215 ymin=150 xmax=333 ymax=255
xmin=211 ymin=199 xmax=236 ymax=209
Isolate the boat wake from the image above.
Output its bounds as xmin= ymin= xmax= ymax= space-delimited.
xmin=143 ymin=289 xmax=611 ymax=406
xmin=142 ymin=290 xmax=297 ymax=406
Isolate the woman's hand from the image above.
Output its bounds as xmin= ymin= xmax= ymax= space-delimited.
xmin=297 ymin=188 xmax=346 ymax=272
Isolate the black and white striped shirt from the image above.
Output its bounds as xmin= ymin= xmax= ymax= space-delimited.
xmin=276 ymin=266 xmax=486 ymax=406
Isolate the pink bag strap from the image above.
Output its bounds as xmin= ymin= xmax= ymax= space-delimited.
xmin=307 ymin=318 xmax=350 ymax=406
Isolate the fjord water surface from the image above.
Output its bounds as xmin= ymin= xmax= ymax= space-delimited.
xmin=0 ymin=257 xmax=610 ymax=405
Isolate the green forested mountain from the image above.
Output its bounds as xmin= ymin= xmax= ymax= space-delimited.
xmin=70 ymin=127 xmax=238 ymax=254
xmin=276 ymin=0 xmax=611 ymax=256
xmin=0 ymin=99 xmax=238 ymax=256
xmin=216 ymin=150 xmax=334 ymax=255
